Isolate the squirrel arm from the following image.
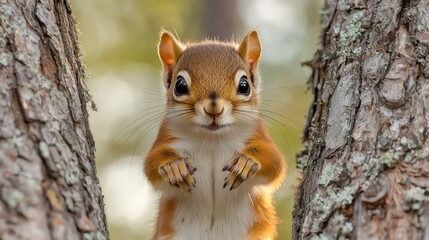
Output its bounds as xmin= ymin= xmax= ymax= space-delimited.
xmin=244 ymin=122 xmax=286 ymax=185
xmin=144 ymin=122 xmax=181 ymax=186
xmin=144 ymin=123 xmax=197 ymax=192
xmin=223 ymin=122 xmax=286 ymax=190
xmin=240 ymin=139 xmax=286 ymax=186
xmin=144 ymin=146 xmax=182 ymax=186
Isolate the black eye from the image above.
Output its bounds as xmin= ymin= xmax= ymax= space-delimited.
xmin=237 ymin=76 xmax=250 ymax=95
xmin=174 ymin=75 xmax=189 ymax=96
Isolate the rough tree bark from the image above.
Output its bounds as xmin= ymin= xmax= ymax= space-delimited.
xmin=293 ymin=0 xmax=429 ymax=239
xmin=0 ymin=1 xmax=108 ymax=239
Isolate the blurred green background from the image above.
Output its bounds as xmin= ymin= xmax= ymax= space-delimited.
xmin=72 ymin=0 xmax=322 ymax=239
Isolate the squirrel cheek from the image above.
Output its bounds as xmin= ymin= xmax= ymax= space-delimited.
xmin=193 ymin=103 xmax=208 ymax=124
xmin=216 ymin=104 xmax=233 ymax=123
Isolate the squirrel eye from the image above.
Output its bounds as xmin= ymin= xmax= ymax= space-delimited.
xmin=174 ymin=75 xmax=189 ymax=96
xmin=237 ymin=76 xmax=250 ymax=95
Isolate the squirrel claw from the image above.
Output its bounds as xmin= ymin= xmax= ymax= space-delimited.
xmin=159 ymin=157 xmax=197 ymax=193
xmin=230 ymin=175 xmax=244 ymax=191
xmin=222 ymin=152 xmax=260 ymax=190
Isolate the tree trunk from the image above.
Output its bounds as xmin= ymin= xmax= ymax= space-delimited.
xmin=0 ymin=1 xmax=108 ymax=239
xmin=293 ymin=0 xmax=429 ymax=239
xmin=202 ymin=0 xmax=241 ymax=40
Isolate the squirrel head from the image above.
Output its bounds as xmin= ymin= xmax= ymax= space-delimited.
xmin=158 ymin=30 xmax=262 ymax=135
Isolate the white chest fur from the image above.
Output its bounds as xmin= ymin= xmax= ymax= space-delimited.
xmin=166 ymin=137 xmax=256 ymax=240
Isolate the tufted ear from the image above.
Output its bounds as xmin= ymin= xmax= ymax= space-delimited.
xmin=238 ymin=31 xmax=261 ymax=69
xmin=158 ymin=31 xmax=183 ymax=88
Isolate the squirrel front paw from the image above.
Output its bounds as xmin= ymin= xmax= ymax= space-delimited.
xmin=159 ymin=157 xmax=197 ymax=193
xmin=222 ymin=152 xmax=260 ymax=191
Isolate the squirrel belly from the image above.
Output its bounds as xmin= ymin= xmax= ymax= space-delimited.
xmin=161 ymin=133 xmax=257 ymax=240
xmin=149 ymin=121 xmax=283 ymax=240
xmin=144 ymin=30 xmax=286 ymax=240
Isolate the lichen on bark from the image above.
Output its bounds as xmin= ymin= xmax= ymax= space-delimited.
xmin=0 ymin=0 xmax=107 ymax=239
xmin=293 ymin=0 xmax=429 ymax=239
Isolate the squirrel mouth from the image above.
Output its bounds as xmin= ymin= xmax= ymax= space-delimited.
xmin=203 ymin=123 xmax=224 ymax=131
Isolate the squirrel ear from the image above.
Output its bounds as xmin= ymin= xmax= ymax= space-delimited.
xmin=158 ymin=31 xmax=183 ymax=69
xmin=238 ymin=31 xmax=261 ymax=69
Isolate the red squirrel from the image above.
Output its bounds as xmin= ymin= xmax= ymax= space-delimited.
xmin=144 ymin=30 xmax=286 ymax=240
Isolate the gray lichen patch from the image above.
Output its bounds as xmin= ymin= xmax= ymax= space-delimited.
xmin=404 ymin=186 xmax=429 ymax=212
xmin=0 ymin=53 xmax=8 ymax=66
xmin=331 ymin=213 xmax=353 ymax=236
xmin=297 ymin=154 xmax=309 ymax=170
xmin=400 ymin=135 xmax=419 ymax=151
xmin=338 ymin=10 xmax=365 ymax=57
xmin=304 ymin=192 xmax=334 ymax=233
xmin=39 ymin=141 xmax=50 ymax=159
xmin=319 ymin=164 xmax=343 ymax=187
xmin=64 ymin=170 xmax=80 ymax=185
xmin=352 ymin=47 xmax=362 ymax=56
xmin=304 ymin=185 xmax=358 ymax=235
xmin=380 ymin=150 xmax=400 ymax=168
xmin=2 ymin=188 xmax=24 ymax=209
xmin=310 ymin=233 xmax=330 ymax=240
xmin=82 ymin=231 xmax=107 ymax=240
xmin=333 ymin=186 xmax=357 ymax=207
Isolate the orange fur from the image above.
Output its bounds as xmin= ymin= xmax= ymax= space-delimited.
xmin=152 ymin=197 xmax=177 ymax=240
xmin=244 ymin=121 xmax=285 ymax=240
xmin=243 ymin=121 xmax=286 ymax=188
xmin=248 ymin=194 xmax=278 ymax=240
xmin=144 ymin=123 xmax=179 ymax=185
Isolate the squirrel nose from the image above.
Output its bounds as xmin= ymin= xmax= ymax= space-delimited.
xmin=204 ymin=107 xmax=224 ymax=118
